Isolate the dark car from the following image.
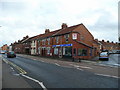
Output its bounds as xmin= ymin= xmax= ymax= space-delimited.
xmin=7 ymin=51 xmax=16 ymax=58
xmin=116 ymin=51 xmax=120 ymax=54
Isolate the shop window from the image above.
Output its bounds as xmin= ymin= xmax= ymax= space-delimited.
xmin=73 ymin=48 xmax=76 ymax=56
xmin=78 ymin=48 xmax=82 ymax=56
xmin=64 ymin=47 xmax=72 ymax=56
xmin=78 ymin=48 xmax=87 ymax=56
xmin=54 ymin=48 xmax=58 ymax=55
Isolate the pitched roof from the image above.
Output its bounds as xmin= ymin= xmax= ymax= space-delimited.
xmin=75 ymin=40 xmax=93 ymax=48
xmin=53 ymin=24 xmax=81 ymax=36
xmin=37 ymin=30 xmax=60 ymax=40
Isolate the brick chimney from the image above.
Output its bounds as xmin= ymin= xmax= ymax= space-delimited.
xmin=26 ymin=35 xmax=29 ymax=38
xmin=95 ymin=39 xmax=98 ymax=42
xmin=61 ymin=23 xmax=68 ymax=29
xmin=107 ymin=40 xmax=109 ymax=43
xmin=18 ymin=40 xmax=21 ymax=43
xmin=102 ymin=40 xmax=104 ymax=42
xmin=45 ymin=29 xmax=50 ymax=34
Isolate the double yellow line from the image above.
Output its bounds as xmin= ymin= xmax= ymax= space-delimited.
xmin=3 ymin=58 xmax=27 ymax=74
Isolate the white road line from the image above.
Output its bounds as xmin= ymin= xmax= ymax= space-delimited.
xmin=41 ymin=61 xmax=45 ymax=62
xmin=55 ymin=63 xmax=60 ymax=66
xmin=73 ymin=65 xmax=80 ymax=68
xmin=95 ymin=73 xmax=120 ymax=79
xmin=76 ymin=68 xmax=83 ymax=71
xmin=21 ymin=74 xmax=47 ymax=90
xmin=10 ymin=67 xmax=14 ymax=70
xmin=10 ymin=67 xmax=15 ymax=71
xmin=79 ymin=66 xmax=92 ymax=69
xmin=71 ymin=64 xmax=92 ymax=69
xmin=13 ymin=74 xmax=20 ymax=76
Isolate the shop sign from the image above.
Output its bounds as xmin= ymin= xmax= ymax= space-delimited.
xmin=52 ymin=44 xmax=72 ymax=47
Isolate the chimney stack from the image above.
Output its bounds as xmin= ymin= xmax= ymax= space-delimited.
xmin=95 ymin=39 xmax=98 ymax=42
xmin=61 ymin=23 xmax=68 ymax=29
xmin=102 ymin=40 xmax=104 ymax=42
xmin=45 ymin=29 xmax=50 ymax=34
xmin=107 ymin=40 xmax=109 ymax=43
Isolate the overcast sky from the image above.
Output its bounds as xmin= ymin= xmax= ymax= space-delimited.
xmin=0 ymin=0 xmax=119 ymax=47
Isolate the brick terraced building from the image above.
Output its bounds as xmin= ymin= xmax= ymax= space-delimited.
xmin=7 ymin=23 xmax=120 ymax=60
xmin=34 ymin=23 xmax=96 ymax=59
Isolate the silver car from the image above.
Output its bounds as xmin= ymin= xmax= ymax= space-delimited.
xmin=99 ymin=52 xmax=109 ymax=61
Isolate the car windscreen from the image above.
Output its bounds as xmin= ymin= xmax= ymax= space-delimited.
xmin=100 ymin=52 xmax=107 ymax=56
xmin=9 ymin=52 xmax=14 ymax=54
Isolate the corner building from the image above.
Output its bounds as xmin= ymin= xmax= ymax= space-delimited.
xmin=37 ymin=23 xmax=95 ymax=60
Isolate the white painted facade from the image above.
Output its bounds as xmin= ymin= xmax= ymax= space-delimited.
xmin=31 ymin=40 xmax=37 ymax=55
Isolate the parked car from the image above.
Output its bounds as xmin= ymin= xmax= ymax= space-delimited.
xmin=0 ymin=50 xmax=6 ymax=54
xmin=115 ymin=50 xmax=120 ymax=54
xmin=99 ymin=52 xmax=109 ymax=61
xmin=7 ymin=51 xmax=16 ymax=58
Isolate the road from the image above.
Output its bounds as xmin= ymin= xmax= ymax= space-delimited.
xmin=2 ymin=54 xmax=119 ymax=89
xmin=97 ymin=54 xmax=120 ymax=67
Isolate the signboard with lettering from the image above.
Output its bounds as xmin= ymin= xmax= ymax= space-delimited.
xmin=72 ymin=33 xmax=77 ymax=40
xmin=52 ymin=44 xmax=72 ymax=47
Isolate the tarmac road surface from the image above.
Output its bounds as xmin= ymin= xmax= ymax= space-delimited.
xmin=2 ymin=54 xmax=119 ymax=89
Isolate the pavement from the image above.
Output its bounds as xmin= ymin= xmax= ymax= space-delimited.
xmin=1 ymin=55 xmax=33 ymax=89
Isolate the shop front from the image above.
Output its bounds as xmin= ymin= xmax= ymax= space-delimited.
xmin=52 ymin=44 xmax=72 ymax=58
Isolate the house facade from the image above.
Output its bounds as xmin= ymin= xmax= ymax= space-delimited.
xmin=1 ymin=44 xmax=8 ymax=51
xmin=7 ymin=23 xmax=120 ymax=60
xmin=35 ymin=23 xmax=96 ymax=59
xmin=99 ymin=40 xmax=120 ymax=52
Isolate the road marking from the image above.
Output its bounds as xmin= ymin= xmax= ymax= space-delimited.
xmin=10 ymin=67 xmax=15 ymax=71
xmin=41 ymin=61 xmax=45 ymax=63
xmin=70 ymin=64 xmax=92 ymax=69
xmin=13 ymin=73 xmax=20 ymax=76
xmin=55 ymin=63 xmax=60 ymax=66
xmin=76 ymin=68 xmax=83 ymax=71
xmin=2 ymin=58 xmax=27 ymax=74
xmin=95 ymin=73 xmax=120 ymax=79
xmin=21 ymin=74 xmax=47 ymax=90
xmin=79 ymin=66 xmax=92 ymax=69
xmin=10 ymin=67 xmax=14 ymax=70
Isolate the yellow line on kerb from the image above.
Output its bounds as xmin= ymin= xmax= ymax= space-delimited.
xmin=3 ymin=58 xmax=27 ymax=74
